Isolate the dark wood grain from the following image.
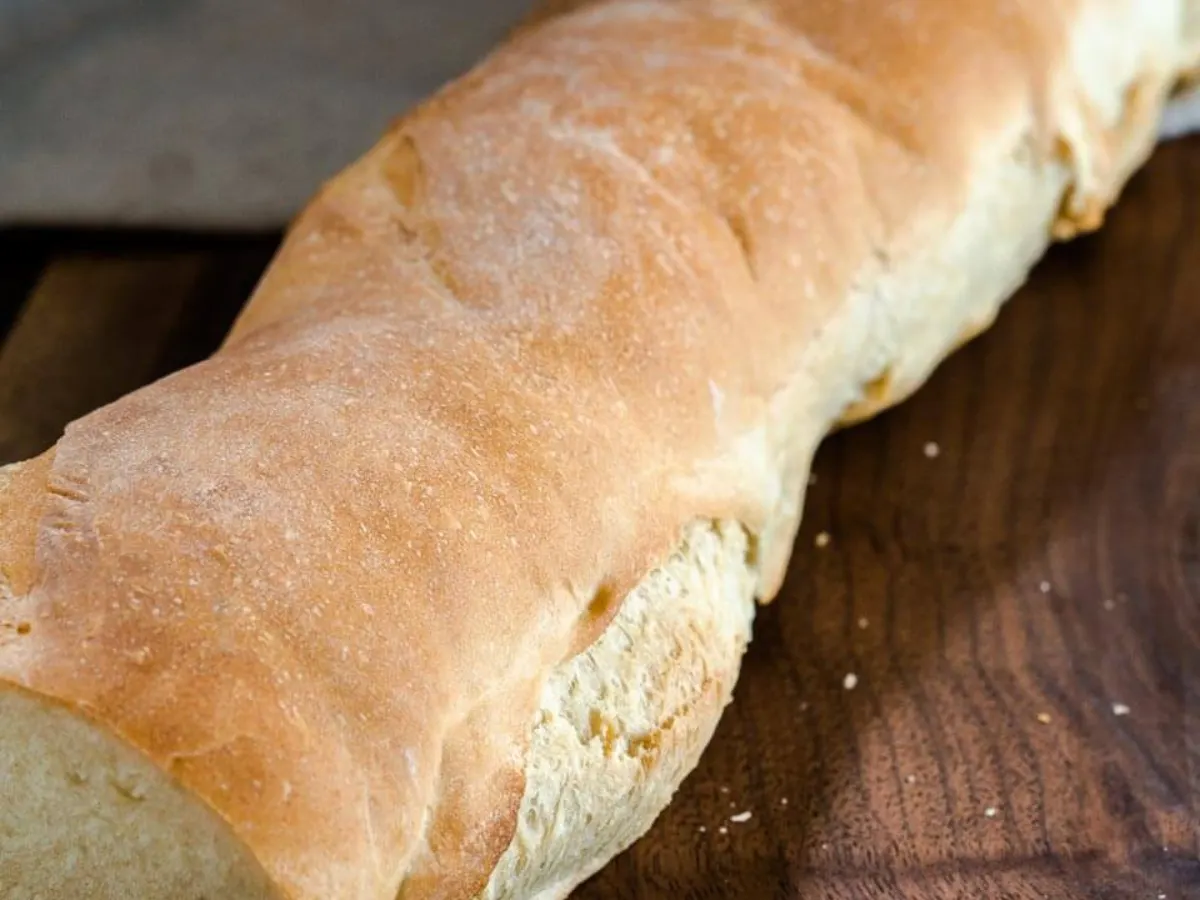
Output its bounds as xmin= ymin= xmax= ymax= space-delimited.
xmin=0 ymin=231 xmax=278 ymax=460
xmin=0 ymin=141 xmax=1197 ymax=898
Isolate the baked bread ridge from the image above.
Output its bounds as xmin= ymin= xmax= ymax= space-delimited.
xmin=1 ymin=2 xmax=1198 ymax=899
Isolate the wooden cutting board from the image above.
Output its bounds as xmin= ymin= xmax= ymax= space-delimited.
xmin=1 ymin=137 xmax=1197 ymax=899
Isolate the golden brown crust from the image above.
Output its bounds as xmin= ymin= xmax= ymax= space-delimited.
xmin=2 ymin=2 xmax=1198 ymax=898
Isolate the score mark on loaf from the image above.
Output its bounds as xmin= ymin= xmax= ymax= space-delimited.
xmin=2 ymin=1 xmax=1199 ymax=898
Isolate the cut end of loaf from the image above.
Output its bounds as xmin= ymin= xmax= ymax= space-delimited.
xmin=1 ymin=460 xmax=275 ymax=899
xmin=0 ymin=511 xmax=758 ymax=900
xmin=0 ymin=686 xmax=279 ymax=900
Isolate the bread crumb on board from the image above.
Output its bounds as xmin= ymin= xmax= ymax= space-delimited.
xmin=843 ymin=672 xmax=859 ymax=690
xmin=1112 ymin=702 xmax=1131 ymax=716
xmin=815 ymin=531 xmax=831 ymax=548
xmin=923 ymin=441 xmax=941 ymax=458
xmin=1036 ymin=712 xmax=1052 ymax=725
xmin=984 ymin=806 xmax=998 ymax=818
xmin=730 ymin=811 xmax=753 ymax=823
xmin=1039 ymin=580 xmax=1051 ymax=593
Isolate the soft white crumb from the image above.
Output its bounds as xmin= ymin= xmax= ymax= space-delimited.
xmin=730 ymin=811 xmax=753 ymax=823
xmin=1039 ymin=580 xmax=1051 ymax=594
xmin=843 ymin=672 xmax=858 ymax=690
xmin=815 ymin=531 xmax=831 ymax=548
xmin=1112 ymin=702 xmax=1131 ymax=716
xmin=923 ymin=441 xmax=941 ymax=458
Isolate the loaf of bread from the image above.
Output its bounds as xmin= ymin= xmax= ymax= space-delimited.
xmin=2 ymin=2 xmax=1199 ymax=898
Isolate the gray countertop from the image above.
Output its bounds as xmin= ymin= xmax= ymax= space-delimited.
xmin=0 ymin=0 xmax=531 ymax=228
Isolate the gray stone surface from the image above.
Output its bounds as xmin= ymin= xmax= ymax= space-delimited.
xmin=0 ymin=0 xmax=531 ymax=228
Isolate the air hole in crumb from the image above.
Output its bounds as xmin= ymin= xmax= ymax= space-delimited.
xmin=110 ymin=776 xmax=148 ymax=803
xmin=15 ymin=622 xmax=30 ymax=635
xmin=587 ymin=709 xmax=620 ymax=755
